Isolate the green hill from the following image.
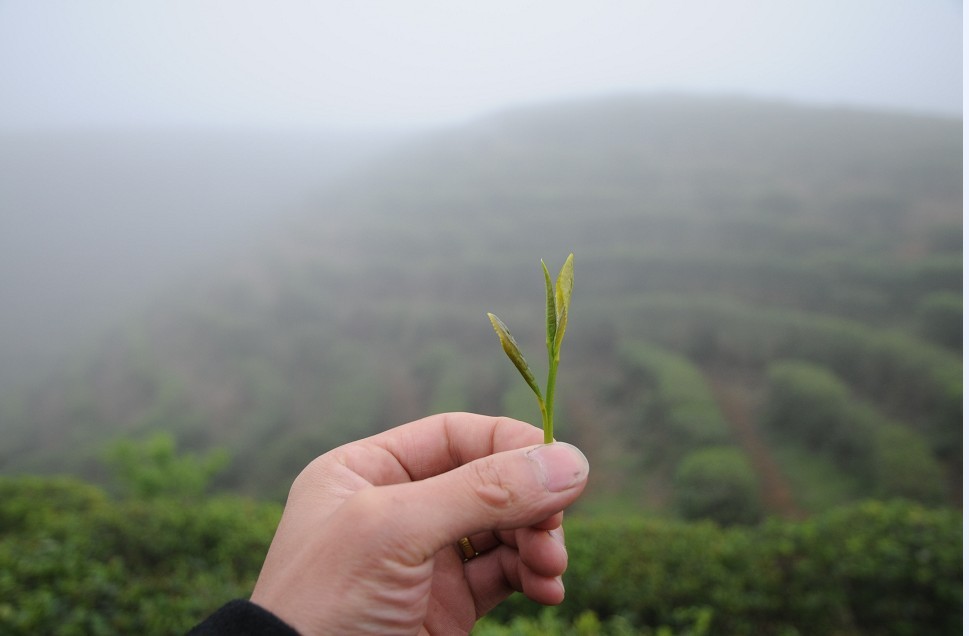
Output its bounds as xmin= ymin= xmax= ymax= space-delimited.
xmin=1 ymin=95 xmax=961 ymax=516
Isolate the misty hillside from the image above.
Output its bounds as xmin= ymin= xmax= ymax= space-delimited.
xmin=1 ymin=95 xmax=961 ymax=517
xmin=0 ymin=128 xmax=401 ymax=390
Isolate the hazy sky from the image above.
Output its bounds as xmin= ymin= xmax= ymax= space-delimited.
xmin=0 ymin=0 xmax=962 ymax=130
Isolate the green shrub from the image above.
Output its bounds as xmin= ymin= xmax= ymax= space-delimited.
xmin=0 ymin=476 xmax=107 ymax=535
xmin=763 ymin=360 xmax=947 ymax=503
xmin=556 ymin=501 xmax=961 ymax=635
xmin=870 ymin=424 xmax=945 ymax=503
xmin=673 ymin=447 xmax=762 ymax=525
xmin=762 ymin=361 xmax=872 ymax=464
xmin=474 ymin=606 xmax=695 ymax=635
xmin=757 ymin=501 xmax=962 ymax=635
xmin=618 ymin=341 xmax=730 ymax=454
xmin=103 ymin=432 xmax=228 ymax=499
xmin=1 ymin=474 xmax=959 ymax=636
xmin=0 ymin=475 xmax=280 ymax=635
xmin=615 ymin=295 xmax=961 ymax=459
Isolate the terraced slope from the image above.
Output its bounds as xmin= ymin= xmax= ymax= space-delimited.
xmin=1 ymin=95 xmax=960 ymax=515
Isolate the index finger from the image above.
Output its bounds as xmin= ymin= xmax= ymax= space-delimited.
xmin=344 ymin=413 xmax=544 ymax=485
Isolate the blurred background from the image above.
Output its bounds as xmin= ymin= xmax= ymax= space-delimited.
xmin=0 ymin=1 xmax=962 ymax=634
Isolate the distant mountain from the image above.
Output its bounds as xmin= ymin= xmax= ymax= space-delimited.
xmin=1 ymin=95 xmax=960 ymax=511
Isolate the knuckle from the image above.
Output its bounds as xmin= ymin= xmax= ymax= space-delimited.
xmin=340 ymin=487 xmax=388 ymax=528
xmin=465 ymin=458 xmax=517 ymax=511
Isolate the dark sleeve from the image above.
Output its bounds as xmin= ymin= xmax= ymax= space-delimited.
xmin=187 ymin=599 xmax=300 ymax=636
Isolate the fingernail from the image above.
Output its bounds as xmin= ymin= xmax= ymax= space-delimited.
xmin=548 ymin=526 xmax=566 ymax=547
xmin=528 ymin=443 xmax=589 ymax=492
xmin=548 ymin=527 xmax=568 ymax=559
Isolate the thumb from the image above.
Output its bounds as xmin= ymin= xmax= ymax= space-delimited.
xmin=385 ymin=442 xmax=589 ymax=564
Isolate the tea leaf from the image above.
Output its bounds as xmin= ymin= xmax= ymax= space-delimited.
xmin=553 ymin=253 xmax=574 ymax=356
xmin=487 ymin=312 xmax=543 ymax=401
xmin=487 ymin=254 xmax=573 ymax=444
xmin=542 ymin=260 xmax=556 ymax=357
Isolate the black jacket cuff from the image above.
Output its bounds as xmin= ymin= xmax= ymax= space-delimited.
xmin=187 ymin=599 xmax=300 ymax=636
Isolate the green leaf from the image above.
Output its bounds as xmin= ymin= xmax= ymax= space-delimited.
xmin=542 ymin=260 xmax=556 ymax=357
xmin=487 ymin=254 xmax=572 ymax=443
xmin=488 ymin=312 xmax=544 ymax=401
xmin=553 ymin=253 xmax=574 ymax=356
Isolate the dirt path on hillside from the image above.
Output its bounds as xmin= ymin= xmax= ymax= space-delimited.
xmin=706 ymin=371 xmax=805 ymax=520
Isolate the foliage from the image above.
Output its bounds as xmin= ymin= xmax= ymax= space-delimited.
xmin=869 ymin=423 xmax=947 ymax=503
xmin=102 ymin=431 xmax=229 ymax=499
xmin=617 ymin=340 xmax=730 ymax=461
xmin=2 ymin=471 xmax=959 ymax=636
xmin=0 ymin=475 xmax=281 ymax=635
xmin=761 ymin=361 xmax=867 ymax=461
xmin=613 ymin=341 xmax=760 ymax=521
xmin=673 ymin=447 xmax=762 ymax=525
xmin=488 ymin=253 xmax=574 ymax=443
xmin=553 ymin=501 xmax=961 ymax=635
xmin=615 ymin=295 xmax=961 ymax=463
xmin=474 ymin=607 xmax=690 ymax=635
xmin=762 ymin=360 xmax=946 ymax=504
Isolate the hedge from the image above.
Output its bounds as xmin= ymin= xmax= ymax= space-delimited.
xmin=491 ymin=501 xmax=961 ymax=635
xmin=1 ymin=478 xmax=959 ymax=635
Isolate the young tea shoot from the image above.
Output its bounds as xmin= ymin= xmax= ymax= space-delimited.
xmin=488 ymin=253 xmax=574 ymax=444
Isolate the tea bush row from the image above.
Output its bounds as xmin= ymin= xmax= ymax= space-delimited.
xmin=617 ymin=341 xmax=760 ymax=524
xmin=0 ymin=476 xmax=280 ymax=635
xmin=1 ymin=476 xmax=959 ymax=635
xmin=611 ymin=295 xmax=961 ymax=459
xmin=618 ymin=340 xmax=731 ymax=454
xmin=762 ymin=360 xmax=946 ymax=504
xmin=492 ymin=501 xmax=961 ymax=635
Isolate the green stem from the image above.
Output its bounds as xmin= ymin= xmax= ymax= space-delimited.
xmin=544 ymin=354 xmax=559 ymax=444
xmin=535 ymin=397 xmax=549 ymax=440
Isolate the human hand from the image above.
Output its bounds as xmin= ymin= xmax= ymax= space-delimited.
xmin=249 ymin=413 xmax=589 ymax=635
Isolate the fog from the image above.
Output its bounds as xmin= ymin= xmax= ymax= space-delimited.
xmin=0 ymin=129 xmax=400 ymax=388
xmin=0 ymin=1 xmax=960 ymax=391
xmin=0 ymin=0 xmax=961 ymax=131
